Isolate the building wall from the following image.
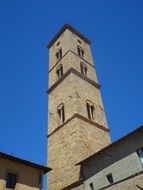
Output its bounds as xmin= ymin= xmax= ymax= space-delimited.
xmin=82 ymin=132 xmax=143 ymax=190
xmin=0 ymin=158 xmax=41 ymax=190
xmin=96 ymin=171 xmax=143 ymax=190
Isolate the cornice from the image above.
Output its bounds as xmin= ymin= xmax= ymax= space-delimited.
xmin=47 ymin=68 xmax=101 ymax=94
xmin=47 ymin=113 xmax=109 ymax=138
xmin=48 ymin=49 xmax=95 ymax=73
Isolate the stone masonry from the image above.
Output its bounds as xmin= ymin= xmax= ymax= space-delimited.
xmin=47 ymin=24 xmax=111 ymax=190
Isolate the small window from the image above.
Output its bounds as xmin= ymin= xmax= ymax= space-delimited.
xmin=57 ymin=41 xmax=60 ymax=46
xmin=86 ymin=100 xmax=94 ymax=120
xmin=77 ymin=46 xmax=84 ymax=58
xmin=137 ymin=147 xmax=143 ymax=165
xmin=106 ymin=173 xmax=114 ymax=184
xmin=56 ymin=48 xmax=62 ymax=61
xmin=56 ymin=64 xmax=63 ymax=79
xmin=77 ymin=39 xmax=81 ymax=44
xmin=57 ymin=104 xmax=65 ymax=125
xmin=89 ymin=182 xmax=94 ymax=190
xmin=80 ymin=63 xmax=87 ymax=76
xmin=6 ymin=172 xmax=17 ymax=189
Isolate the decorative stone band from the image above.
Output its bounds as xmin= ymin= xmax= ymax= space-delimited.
xmin=49 ymin=49 xmax=95 ymax=73
xmin=47 ymin=113 xmax=110 ymax=138
xmin=60 ymin=178 xmax=83 ymax=190
xmin=47 ymin=68 xmax=101 ymax=94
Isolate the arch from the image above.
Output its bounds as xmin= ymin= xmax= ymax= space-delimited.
xmin=57 ymin=103 xmax=65 ymax=124
xmin=56 ymin=64 xmax=63 ymax=79
xmin=86 ymin=100 xmax=94 ymax=120
xmin=80 ymin=62 xmax=87 ymax=76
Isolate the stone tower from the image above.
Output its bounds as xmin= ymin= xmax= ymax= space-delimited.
xmin=47 ymin=24 xmax=111 ymax=190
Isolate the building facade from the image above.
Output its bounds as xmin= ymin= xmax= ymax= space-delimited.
xmin=47 ymin=24 xmax=111 ymax=190
xmin=77 ymin=126 xmax=143 ymax=190
xmin=0 ymin=152 xmax=51 ymax=190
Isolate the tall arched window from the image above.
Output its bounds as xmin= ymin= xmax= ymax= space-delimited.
xmin=80 ymin=62 xmax=87 ymax=76
xmin=57 ymin=103 xmax=65 ymax=124
xmin=56 ymin=48 xmax=62 ymax=61
xmin=56 ymin=64 xmax=63 ymax=79
xmin=86 ymin=100 xmax=94 ymax=120
xmin=77 ymin=46 xmax=84 ymax=58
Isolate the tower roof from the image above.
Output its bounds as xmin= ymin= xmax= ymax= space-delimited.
xmin=47 ymin=23 xmax=91 ymax=49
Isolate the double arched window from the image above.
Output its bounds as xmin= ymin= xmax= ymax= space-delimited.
xmin=57 ymin=103 xmax=65 ymax=125
xmin=86 ymin=100 xmax=94 ymax=120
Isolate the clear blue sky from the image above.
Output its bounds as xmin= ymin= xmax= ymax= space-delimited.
xmin=0 ymin=0 xmax=143 ymax=189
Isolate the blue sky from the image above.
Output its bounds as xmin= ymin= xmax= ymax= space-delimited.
xmin=0 ymin=0 xmax=143 ymax=189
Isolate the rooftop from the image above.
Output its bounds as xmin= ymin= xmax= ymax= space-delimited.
xmin=0 ymin=151 xmax=52 ymax=174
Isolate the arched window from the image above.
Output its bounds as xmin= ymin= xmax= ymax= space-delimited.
xmin=56 ymin=64 xmax=63 ymax=79
xmin=57 ymin=103 xmax=65 ymax=124
xmin=56 ymin=48 xmax=62 ymax=61
xmin=80 ymin=62 xmax=87 ymax=76
xmin=86 ymin=100 xmax=94 ymax=120
xmin=77 ymin=46 xmax=84 ymax=58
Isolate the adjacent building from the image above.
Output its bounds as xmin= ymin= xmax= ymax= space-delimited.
xmin=0 ymin=151 xmax=51 ymax=190
xmin=77 ymin=125 xmax=143 ymax=190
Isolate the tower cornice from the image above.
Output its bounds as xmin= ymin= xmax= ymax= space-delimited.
xmin=48 ymin=49 xmax=95 ymax=73
xmin=47 ymin=23 xmax=91 ymax=49
xmin=47 ymin=113 xmax=110 ymax=138
xmin=47 ymin=68 xmax=101 ymax=94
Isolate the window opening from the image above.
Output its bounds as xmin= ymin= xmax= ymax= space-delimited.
xmin=77 ymin=46 xmax=84 ymax=58
xmin=56 ymin=48 xmax=62 ymax=60
xmin=6 ymin=172 xmax=17 ymax=189
xmin=57 ymin=104 xmax=65 ymax=124
xmin=86 ymin=101 xmax=94 ymax=120
xmin=80 ymin=63 xmax=87 ymax=76
xmin=137 ymin=147 xmax=143 ymax=165
xmin=89 ymin=182 xmax=94 ymax=190
xmin=106 ymin=173 xmax=114 ymax=184
xmin=56 ymin=64 xmax=63 ymax=78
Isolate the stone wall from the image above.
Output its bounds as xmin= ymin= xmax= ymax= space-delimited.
xmin=49 ymin=29 xmax=94 ymax=71
xmin=48 ymin=73 xmax=109 ymax=134
xmin=47 ymin=27 xmax=111 ymax=190
xmin=48 ymin=117 xmax=110 ymax=190
xmin=48 ymin=50 xmax=97 ymax=88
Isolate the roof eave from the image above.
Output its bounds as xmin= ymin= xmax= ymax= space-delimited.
xmin=0 ymin=152 xmax=52 ymax=174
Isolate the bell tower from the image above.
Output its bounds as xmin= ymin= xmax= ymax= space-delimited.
xmin=47 ymin=24 xmax=111 ymax=190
